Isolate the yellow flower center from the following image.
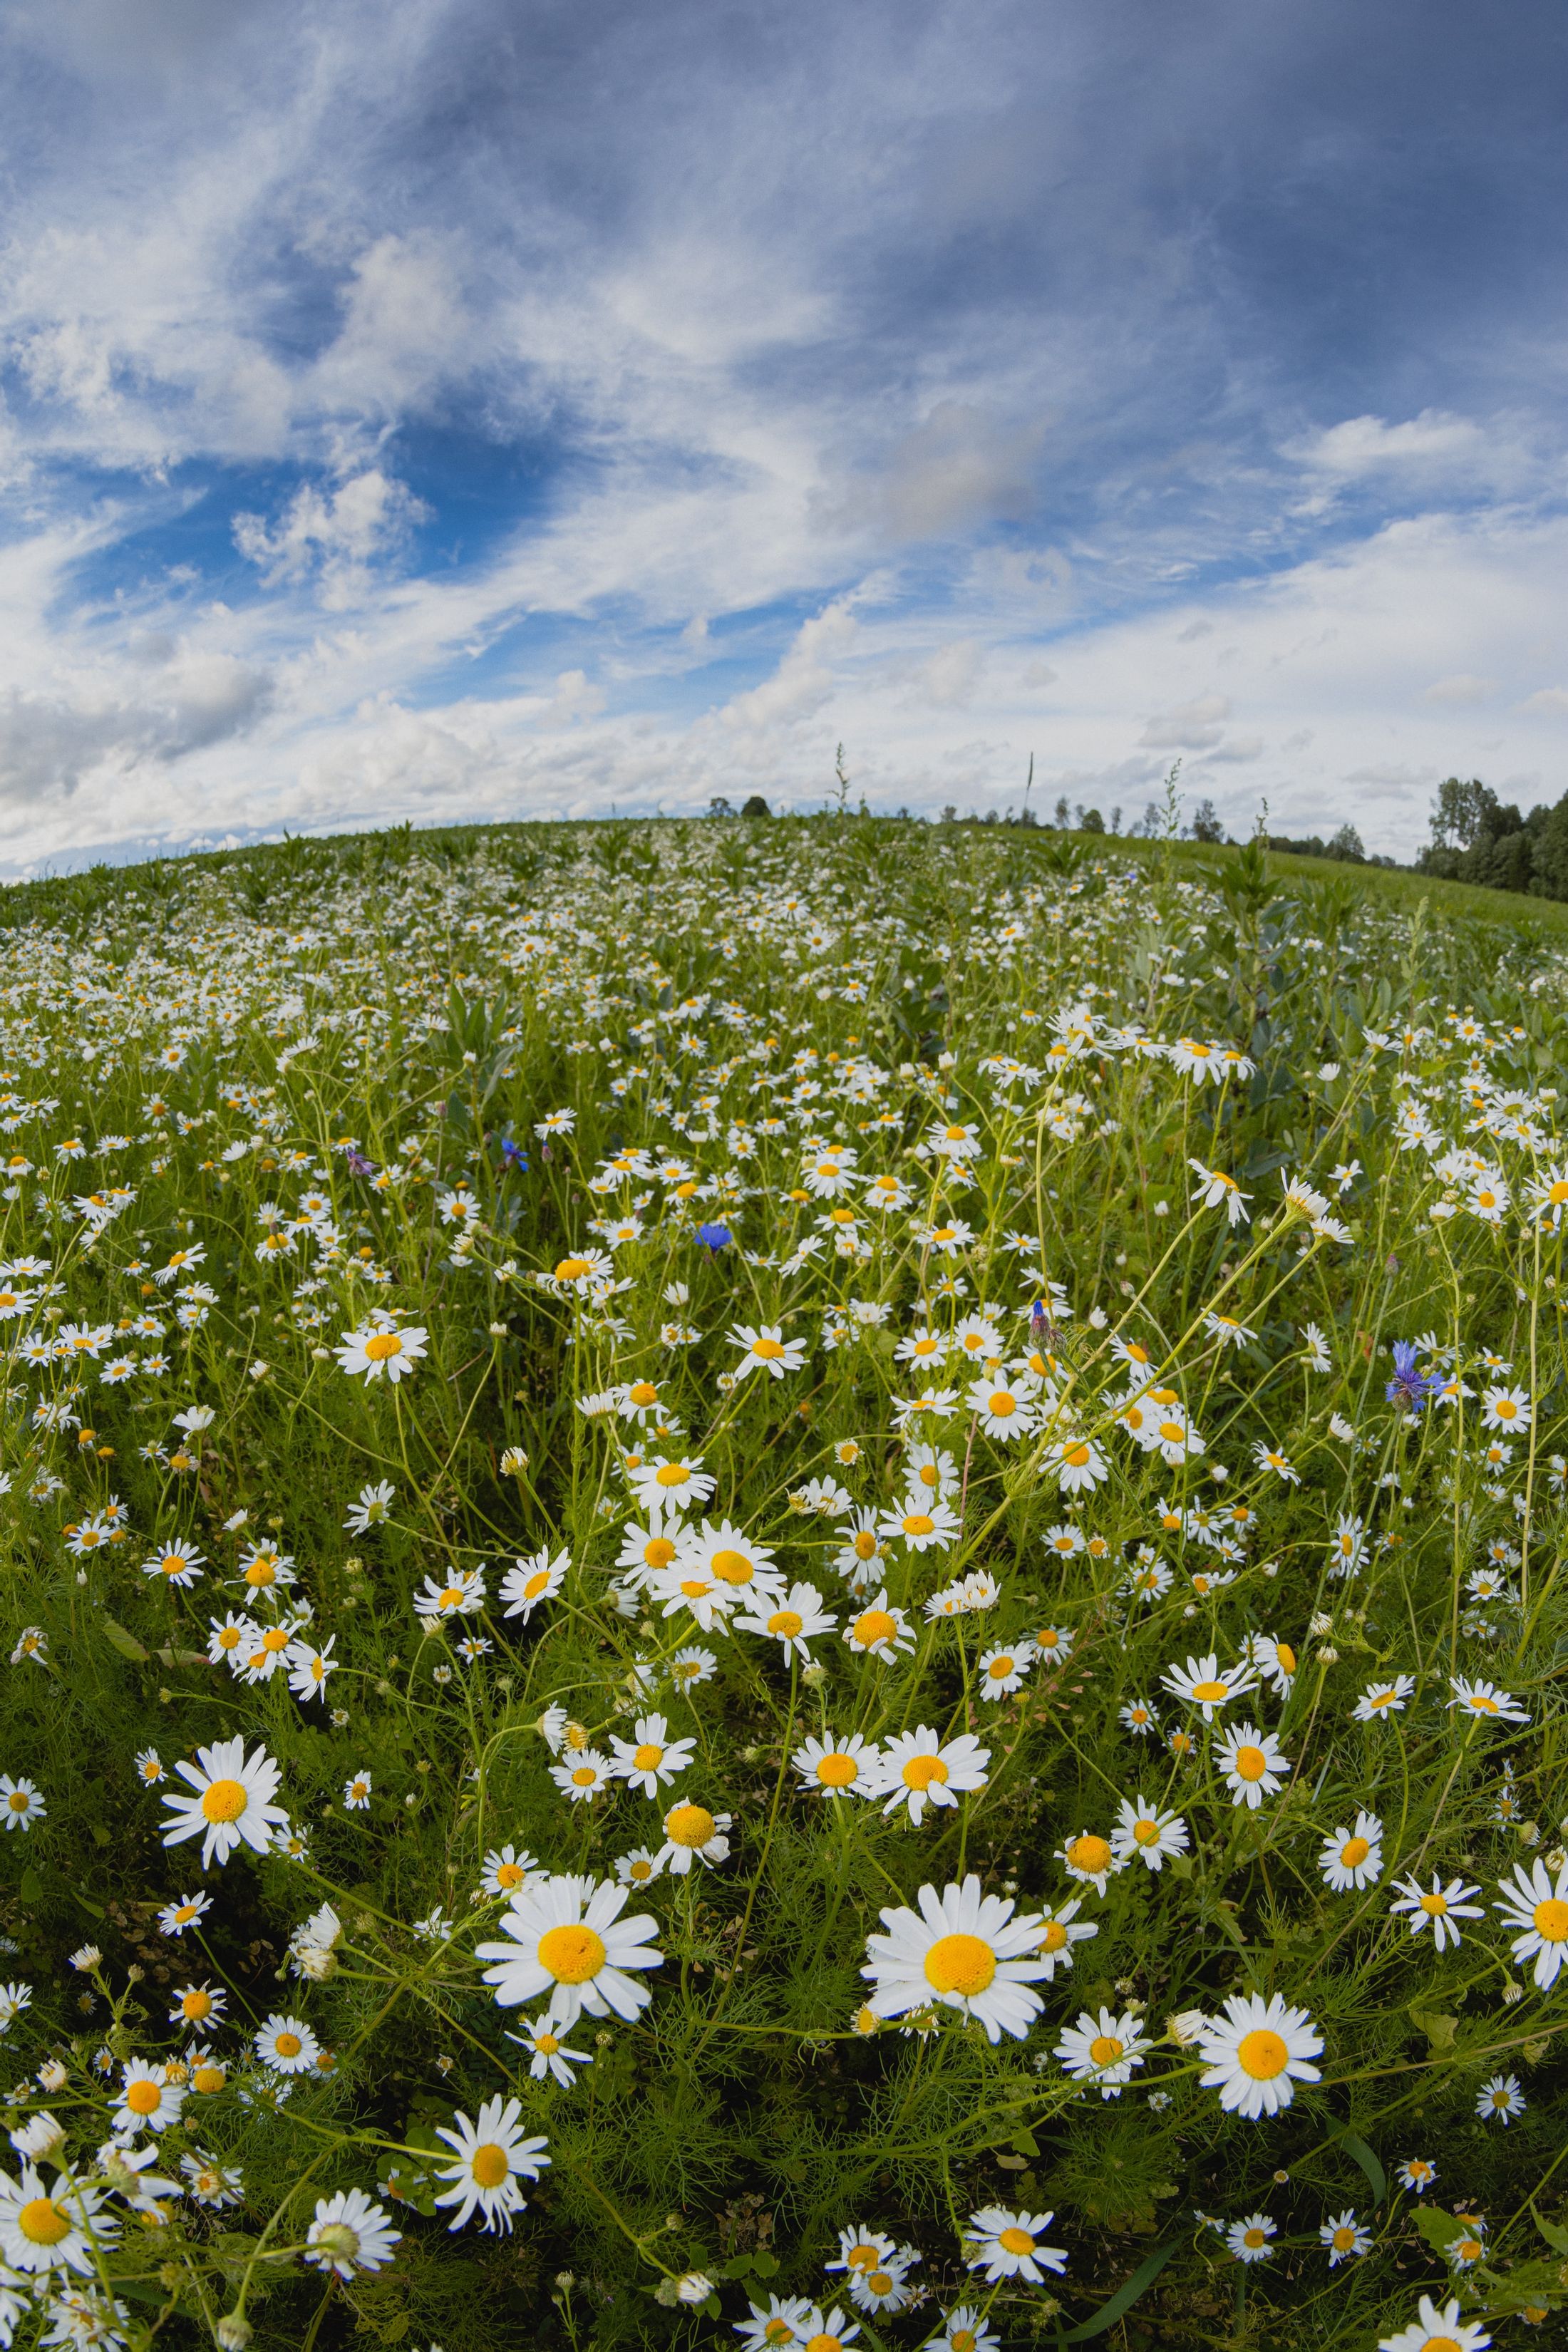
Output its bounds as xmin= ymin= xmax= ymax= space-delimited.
xmin=570 ymin=1766 xmax=598 ymax=1787
xmin=902 ymin=1514 xmax=935 ymax=1537
xmin=628 ymin=1381 xmax=659 ymax=1406
xmin=1331 ymin=2226 xmax=1356 ymax=2252
xmin=160 ymin=1553 xmax=187 ymax=1577
xmin=816 ymin=1753 xmax=858 ymax=1788
xmin=471 ymin=2142 xmax=510 ymax=2188
xmin=244 ymin=1560 xmax=276 ymax=1585
xmin=923 ymin=1931 xmax=996 ymax=1996
xmin=193 ymin=2067 xmax=226 ymax=2098
xmin=855 ymin=1609 xmax=897 ymax=1647
xmin=1233 ymin=1745 xmax=1267 ymax=1781
xmin=1236 ymin=2028 xmax=1289 ymax=2079
xmin=555 ymin=1257 xmax=592 ymax=1280
xmin=902 ymin=1753 xmax=949 ymax=1791
xmin=655 ymin=1464 xmax=691 ymax=1488
xmin=804 ymin=2336 xmax=843 ymax=2352
xmin=182 ymin=1990 xmax=213 ymax=2020
xmin=1067 ymin=1834 xmax=1111 ymax=1874
xmin=710 ymin=1548 xmax=755 ymax=1584
xmin=262 ymin=1626 xmax=290 ymax=1651
xmin=126 ymin=2078 xmax=161 ymax=2114
xmin=1534 ymin=1897 xmax=1568 ymax=1940
xmin=752 ymin=1336 xmax=785 ymax=1360
xmin=987 ymin=1656 xmax=1016 ymax=1679
xmin=853 ymin=1530 xmax=878 ymax=1558
xmin=642 ymin=1536 xmax=676 ymax=1569
xmin=1133 ymin=1818 xmax=1159 ymax=1845
xmin=6 ymin=1791 xmax=29 ymax=1814
xmin=537 ymin=1924 xmax=607 ymax=1984
xmin=998 ymin=2225 xmax=1036 ymax=2255
xmin=1040 ymin=1920 xmax=1068 ymax=1951
xmin=495 ymin=1863 xmax=526 ymax=1889
xmin=666 ymin=1803 xmax=716 ymax=1848
xmin=1420 ymin=1892 xmax=1448 ymax=1916
xmin=1158 ymin=1421 xmax=1185 ymax=1444
xmin=768 ymin=1609 xmax=804 ymax=1638
xmin=1063 ymin=1443 xmax=1090 ymax=1467
xmin=274 ymin=2032 xmax=302 ymax=2059
xmin=201 ymin=1778 xmax=248 ymax=1823
xmin=987 ymin=1391 xmax=1017 ymax=1416
xmin=1341 ymin=1837 xmax=1371 ymax=1867
xmin=363 ymin=1332 xmax=403 ymax=1361
xmin=1089 ymin=2034 xmax=1125 ymax=2066
xmin=17 ymin=2197 xmax=69 ymax=2246
xmin=523 ymin=1570 xmax=550 ymax=1599
xmin=1276 ymin=1644 xmax=1296 ymax=1674
xmin=633 ymin=1743 xmax=664 ymax=1772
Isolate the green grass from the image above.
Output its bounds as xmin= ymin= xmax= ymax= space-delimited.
xmin=0 ymin=813 xmax=1563 ymax=2352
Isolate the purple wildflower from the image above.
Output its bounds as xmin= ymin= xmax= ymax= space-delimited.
xmin=1386 ymin=1339 xmax=1437 ymax=1414
xmin=695 ymin=1221 xmax=732 ymax=1252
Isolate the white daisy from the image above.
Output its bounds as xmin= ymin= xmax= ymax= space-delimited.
xmin=1214 ymin=1723 xmax=1289 ymax=1809
xmin=964 ymin=2206 xmax=1067 ymax=2283
xmin=1053 ymin=2006 xmax=1151 ymax=2098
xmin=1388 ymin=1873 xmax=1483 ymax=1953
xmin=656 ymin=1801 xmax=732 ymax=1875
xmin=1110 ymin=1795 xmax=1189 ymax=1872
xmin=736 ymin=1582 xmax=837 ymax=1661
xmin=433 ymin=2096 xmax=551 ymax=2234
xmin=1376 ymin=2296 xmax=1491 ymax=2352
xmin=475 ymin=1874 xmax=662 ymax=2026
xmin=862 ymin=1875 xmax=1048 ymax=2043
xmin=1319 ymin=1812 xmax=1383 ymax=1892
xmin=1195 ymin=1992 xmax=1322 ymax=2118
xmin=1493 ymin=1857 xmax=1568 ymax=1988
xmin=254 ymin=2015 xmax=321 ymax=2075
xmin=159 ymin=1737 xmax=286 ymax=1867
xmin=500 ymin=1549 xmax=568 ymax=1620
xmin=305 ymin=2187 xmax=401 ymax=2278
xmin=871 ymin=1729 xmax=990 ymax=1827
xmin=792 ymin=1732 xmax=879 ymax=1798
xmin=1031 ymin=1897 xmax=1097 ymax=1979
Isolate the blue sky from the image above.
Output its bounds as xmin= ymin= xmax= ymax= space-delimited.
xmin=3 ymin=0 xmax=1568 ymax=870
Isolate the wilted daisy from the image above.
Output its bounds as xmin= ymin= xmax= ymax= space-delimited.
xmin=862 ymin=1876 xmax=1048 ymax=2041
xmin=305 ymin=2187 xmax=401 ymax=2278
xmin=1195 ymin=1992 xmax=1323 ymax=2117
xmin=1053 ymin=2006 xmax=1151 ymax=2098
xmin=476 ymin=1874 xmax=661 ymax=2026
xmin=160 ymin=1738 xmax=285 ymax=1867
xmin=656 ymin=1801 xmax=732 ymax=1874
xmin=1493 ymin=1857 xmax=1568 ymax=1987
xmin=1319 ymin=1812 xmax=1383 ymax=1892
xmin=872 ymin=1729 xmax=990 ymax=1826
xmin=964 ymin=2207 xmax=1067 ymax=2282
xmin=1388 ymin=1872 xmax=1483 ymax=1951
xmin=433 ymin=2097 xmax=550 ymax=2233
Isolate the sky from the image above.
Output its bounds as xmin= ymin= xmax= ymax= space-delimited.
xmin=3 ymin=0 xmax=1568 ymax=872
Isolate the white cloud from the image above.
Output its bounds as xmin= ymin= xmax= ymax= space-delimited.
xmin=1139 ymin=693 xmax=1232 ymax=750
xmin=1424 ymin=672 xmax=1497 ymax=704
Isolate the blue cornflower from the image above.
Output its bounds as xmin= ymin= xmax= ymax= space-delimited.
xmin=344 ymin=1147 xmax=377 ymax=1180
xmin=1386 ymin=1339 xmax=1438 ymax=1414
xmin=499 ymin=1135 xmax=529 ymax=1172
xmin=695 ymin=1221 xmax=732 ymax=1252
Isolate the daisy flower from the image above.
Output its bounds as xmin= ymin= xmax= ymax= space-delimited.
xmin=1388 ymin=1874 xmax=1483 ymax=1952
xmin=1227 ymin=2213 xmax=1276 ymax=2264
xmin=877 ymin=1497 xmax=961 ymax=1553
xmin=1353 ymin=1675 xmax=1415 ymax=1723
xmin=1110 ymin=1795 xmax=1189 ymax=1872
xmin=1376 ymin=2296 xmax=1491 ymax=2352
xmin=872 ymin=1728 xmax=990 ymax=1826
xmin=608 ymin=1715 xmax=695 ymax=1797
xmin=168 ymin=1981 xmax=226 ymax=2031
xmin=1248 ymin=1634 xmax=1297 ymax=1698
xmin=1214 ymin=1723 xmax=1289 ymax=1809
xmin=1118 ymin=1698 xmax=1160 ymax=1737
xmin=930 ymin=2307 xmax=999 ymax=2352
xmin=343 ymin=1770 xmax=373 ymax=1810
xmin=475 ymin=1874 xmax=662 ymax=2026
xmin=254 ymin=2014 xmax=321 ymax=2074
xmin=616 ymin=1847 xmax=664 ymax=1889
xmin=975 ymin=1641 xmax=1035 ymax=1698
xmin=1055 ymin=1831 xmax=1121 ymax=1895
xmin=1321 ymin=2209 xmax=1371 ymax=2266
xmin=728 ymin=1323 xmax=808 ymax=1379
xmin=1031 ymin=1624 xmax=1073 ymax=1668
xmin=344 ymin=1480 xmax=396 ymax=1532
xmin=650 ymin=1559 xmax=736 ymax=1632
xmin=1122 ymin=1558 xmax=1172 ymax=1604
xmin=843 ymin=1592 xmax=914 ymax=1661
xmin=1493 ymin=1857 xmax=1568 ymax=1988
xmin=826 ymin=2225 xmax=899 ymax=2278
xmin=1396 ymin=2157 xmax=1438 ymax=2194
xmin=141 ymin=1539 xmax=204 ymax=1587
xmin=1319 ymin=1812 xmax=1383 ymax=1892
xmin=305 ymin=2187 xmax=401 ymax=2279
xmin=1048 ymin=1434 xmax=1107 ymax=1493
xmin=551 ymin=1750 xmax=612 ymax=1803
xmin=335 ymin=1319 xmax=428 ymax=1383
xmin=735 ymin=2295 xmax=815 ymax=2350
xmin=793 ymin=1731 xmax=879 ymax=1798
xmin=862 ymin=1875 xmax=1048 ymax=2042
xmin=1447 ymin=1676 xmax=1530 ymax=1726
xmin=1160 ymin=1653 xmax=1257 ymax=1721
xmin=432 ymin=2096 xmax=550 ymax=2234
xmin=1480 ymin=1384 xmax=1530 ymax=1433
xmin=500 ymin=1549 xmax=568 ymax=1620
xmin=657 ymin=1801 xmax=732 ymax=1874
xmin=111 ymin=2061 xmax=185 ymax=2135
xmin=158 ymin=1893 xmax=210 ymax=1936
xmin=0 ymin=1779 xmax=43 ymax=1833
xmin=1252 ymin=1443 xmax=1299 ymax=1482
xmin=964 ymin=1372 xmax=1039 ymax=1438
xmin=1195 ymin=1992 xmax=1323 ymax=2117
xmin=736 ymin=1582 xmax=837 ymax=1661
xmin=507 ymin=2016 xmax=592 ymax=2087
xmin=0 ymin=2165 xmax=115 ymax=2274
xmin=615 ymin=1520 xmax=682 ymax=1589
xmin=682 ymin=1520 xmax=784 ymax=1601
xmin=1053 ymin=2006 xmax=1150 ymax=2097
xmin=1475 ymin=2073 xmax=1525 ymax=2125
xmin=626 ymin=1453 xmax=718 ymax=1517
xmin=964 ymin=2207 xmax=1067 ymax=2283
xmin=160 ymin=1737 xmax=285 ymax=1867
xmin=785 ymin=2308 xmax=859 ymax=2352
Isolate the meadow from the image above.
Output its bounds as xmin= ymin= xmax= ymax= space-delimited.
xmin=0 ymin=810 xmax=1563 ymax=2352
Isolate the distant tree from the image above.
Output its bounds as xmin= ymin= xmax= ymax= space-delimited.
xmin=1109 ymin=805 xmax=1123 ymax=835
xmin=739 ymin=795 xmax=770 ymax=818
xmin=708 ymin=795 xmax=735 ymax=817
xmin=1053 ymin=795 xmax=1071 ymax=828
xmin=1077 ymin=805 xmax=1105 ymax=834
xmin=940 ymin=804 xmax=958 ymax=823
xmin=1428 ymin=775 xmax=1499 ymax=851
xmin=1325 ymin=823 xmax=1366 ymax=863
xmin=1188 ymin=798 xmax=1226 ymax=844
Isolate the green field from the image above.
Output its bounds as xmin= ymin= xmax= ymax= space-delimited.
xmin=0 ymin=815 xmax=1562 ymax=2352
